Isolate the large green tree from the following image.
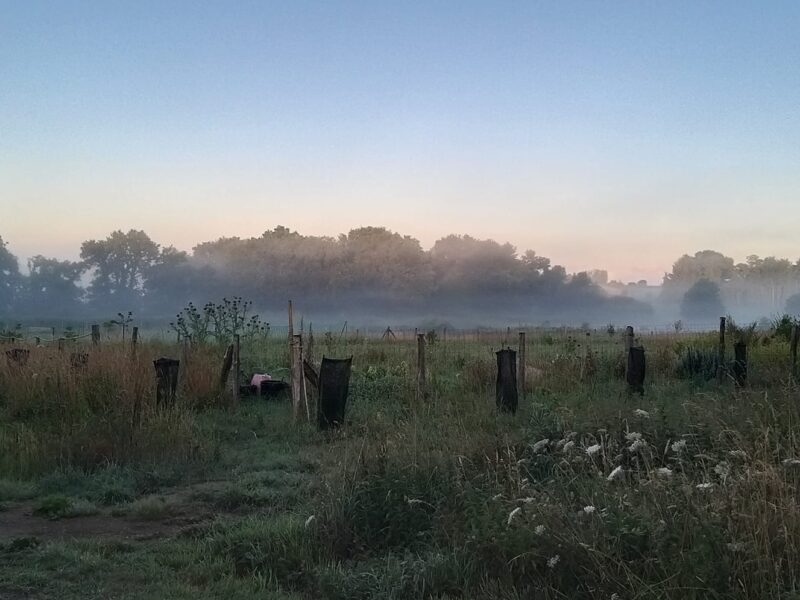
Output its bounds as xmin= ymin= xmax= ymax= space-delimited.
xmin=681 ymin=278 xmax=725 ymax=322
xmin=0 ymin=236 xmax=21 ymax=315
xmin=80 ymin=230 xmax=160 ymax=307
xmin=26 ymin=255 xmax=84 ymax=314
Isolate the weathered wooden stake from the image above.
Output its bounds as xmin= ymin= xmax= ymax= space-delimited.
xmin=288 ymin=300 xmax=294 ymax=341
xmin=307 ymin=323 xmax=315 ymax=364
xmin=791 ymin=325 xmax=799 ymax=380
xmin=288 ymin=299 xmax=295 ymax=387
xmin=91 ymin=324 xmax=100 ymax=345
xmin=291 ymin=335 xmax=309 ymax=421
xmin=518 ymin=331 xmax=526 ymax=399
xmin=718 ymin=317 xmax=726 ymax=383
xmin=219 ymin=344 xmax=234 ymax=390
xmin=416 ymin=333 xmax=427 ymax=401
xmin=131 ymin=327 xmax=139 ymax=353
xmin=232 ymin=334 xmax=240 ymax=408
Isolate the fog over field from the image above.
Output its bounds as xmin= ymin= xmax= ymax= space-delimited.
xmin=2 ymin=228 xmax=799 ymax=329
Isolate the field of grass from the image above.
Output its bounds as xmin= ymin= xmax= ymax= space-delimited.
xmin=2 ymin=326 xmax=800 ymax=599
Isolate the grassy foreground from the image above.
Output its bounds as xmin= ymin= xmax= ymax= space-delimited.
xmin=2 ymin=329 xmax=800 ymax=599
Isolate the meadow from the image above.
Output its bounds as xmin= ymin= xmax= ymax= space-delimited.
xmin=1 ymin=323 xmax=800 ymax=599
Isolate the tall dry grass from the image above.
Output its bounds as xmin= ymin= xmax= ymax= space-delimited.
xmin=0 ymin=341 xmax=227 ymax=477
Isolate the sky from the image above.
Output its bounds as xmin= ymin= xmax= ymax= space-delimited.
xmin=1 ymin=1 xmax=799 ymax=283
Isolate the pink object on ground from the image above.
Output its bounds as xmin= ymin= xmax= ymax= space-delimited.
xmin=251 ymin=374 xmax=272 ymax=388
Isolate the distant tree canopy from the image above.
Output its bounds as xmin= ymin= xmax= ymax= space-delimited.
xmin=0 ymin=236 xmax=21 ymax=314
xmin=680 ymin=279 xmax=725 ymax=322
xmin=0 ymin=226 xmax=647 ymax=322
xmin=786 ymin=293 xmax=800 ymax=317
xmin=663 ymin=250 xmax=800 ymax=314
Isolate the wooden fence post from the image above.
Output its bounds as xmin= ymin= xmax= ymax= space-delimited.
xmin=179 ymin=337 xmax=190 ymax=392
xmin=718 ymin=316 xmax=726 ymax=382
xmin=131 ymin=327 xmax=139 ymax=354
xmin=219 ymin=344 xmax=234 ymax=392
xmin=518 ymin=331 xmax=526 ymax=399
xmin=416 ymin=333 xmax=427 ymax=401
xmin=232 ymin=334 xmax=240 ymax=409
xmin=288 ymin=299 xmax=295 ymax=388
xmin=91 ymin=324 xmax=100 ymax=345
xmin=291 ymin=334 xmax=309 ymax=421
xmin=291 ymin=335 xmax=301 ymax=420
xmin=791 ymin=324 xmax=799 ymax=380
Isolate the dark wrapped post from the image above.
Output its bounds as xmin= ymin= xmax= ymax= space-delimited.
xmin=317 ymin=356 xmax=353 ymax=429
xmin=496 ymin=348 xmax=518 ymax=414
xmin=154 ymin=358 xmax=180 ymax=405
xmin=732 ymin=342 xmax=747 ymax=388
xmin=626 ymin=347 xmax=646 ymax=395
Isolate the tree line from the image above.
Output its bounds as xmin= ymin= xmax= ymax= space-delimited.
xmin=658 ymin=250 xmax=800 ymax=320
xmin=0 ymin=227 xmax=647 ymax=322
xmin=2 ymin=230 xmax=798 ymax=323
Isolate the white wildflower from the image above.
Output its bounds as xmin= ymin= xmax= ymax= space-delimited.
xmin=534 ymin=524 xmax=546 ymax=535
xmin=610 ymin=594 xmax=621 ymax=600
xmin=633 ymin=409 xmax=650 ymax=419
xmin=607 ymin=466 xmax=625 ymax=482
xmin=696 ymin=482 xmax=714 ymax=490
xmin=713 ymin=461 xmax=731 ymax=482
xmin=655 ymin=467 xmax=673 ymax=477
xmin=583 ymin=505 xmax=596 ymax=515
xmin=562 ymin=440 xmax=575 ymax=453
xmin=532 ymin=438 xmax=550 ymax=453
xmin=671 ymin=439 xmax=687 ymax=453
xmin=586 ymin=444 xmax=602 ymax=456
xmin=625 ymin=431 xmax=643 ymax=442
xmin=727 ymin=542 xmax=745 ymax=552
xmin=519 ymin=497 xmax=535 ymax=504
xmin=406 ymin=498 xmax=424 ymax=506
xmin=628 ymin=439 xmax=648 ymax=453
xmin=507 ymin=507 xmax=522 ymax=526
xmin=728 ymin=450 xmax=747 ymax=459
xmin=547 ymin=554 xmax=560 ymax=568
xmin=304 ymin=515 xmax=316 ymax=528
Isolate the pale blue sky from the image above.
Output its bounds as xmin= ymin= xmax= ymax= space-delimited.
xmin=1 ymin=1 xmax=799 ymax=282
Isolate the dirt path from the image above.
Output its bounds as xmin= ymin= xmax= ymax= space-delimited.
xmin=0 ymin=504 xmax=212 ymax=542
xmin=0 ymin=501 xmax=214 ymax=542
xmin=0 ymin=482 xmax=234 ymax=543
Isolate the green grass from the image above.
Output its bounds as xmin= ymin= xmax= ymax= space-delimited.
xmin=2 ymin=329 xmax=800 ymax=598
